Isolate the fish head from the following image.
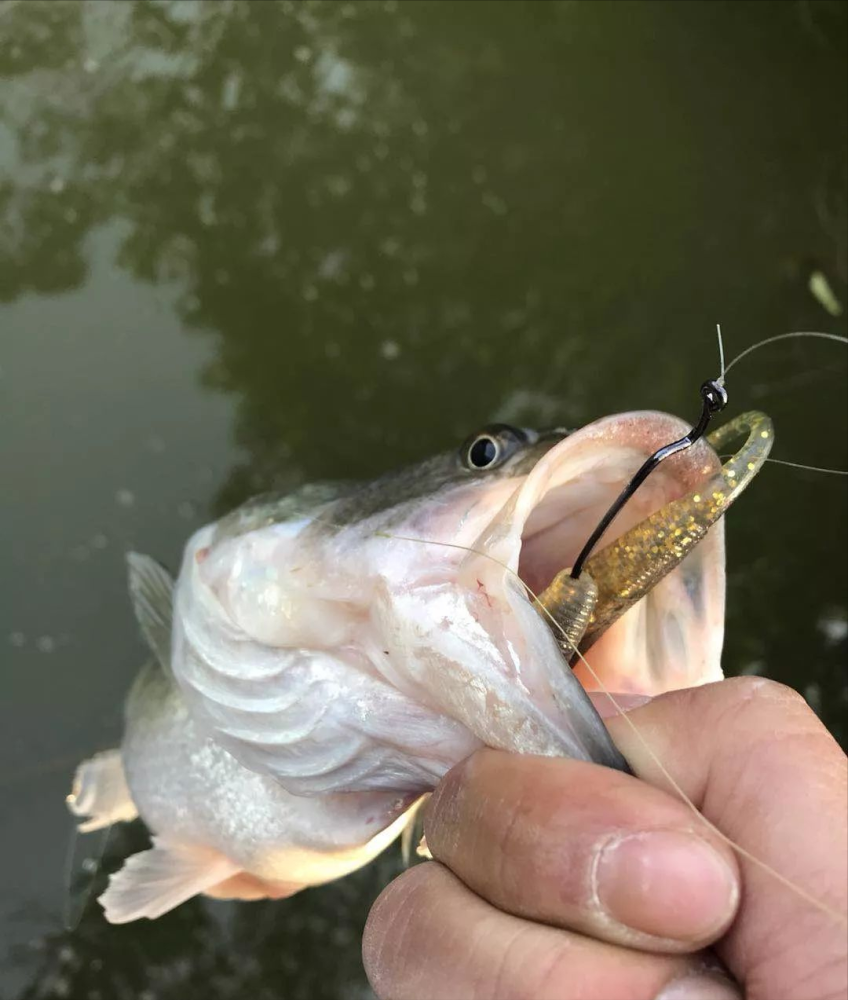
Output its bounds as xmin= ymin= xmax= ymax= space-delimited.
xmin=351 ymin=412 xmax=728 ymax=756
xmin=172 ymin=410 xmax=756 ymax=793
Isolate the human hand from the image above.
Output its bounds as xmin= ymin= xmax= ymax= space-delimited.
xmin=363 ymin=678 xmax=847 ymax=1000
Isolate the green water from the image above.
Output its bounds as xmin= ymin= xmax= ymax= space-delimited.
xmin=1 ymin=1 xmax=846 ymax=997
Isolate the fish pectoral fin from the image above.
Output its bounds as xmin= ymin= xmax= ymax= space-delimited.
xmin=99 ymin=838 xmax=240 ymax=923
xmin=67 ymin=749 xmax=138 ymax=833
xmin=127 ymin=552 xmax=175 ymax=674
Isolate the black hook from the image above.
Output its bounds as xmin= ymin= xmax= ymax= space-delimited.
xmin=569 ymin=380 xmax=728 ymax=580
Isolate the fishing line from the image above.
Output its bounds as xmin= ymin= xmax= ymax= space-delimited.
xmin=763 ymin=458 xmax=847 ymax=475
xmin=719 ymin=455 xmax=848 ymax=476
xmin=722 ymin=330 xmax=847 ymax=380
xmin=716 ymin=323 xmax=727 ymax=384
xmin=718 ymin=328 xmax=847 ymax=474
xmin=375 ymin=530 xmax=847 ymax=927
xmin=570 ymin=327 xmax=848 ymax=570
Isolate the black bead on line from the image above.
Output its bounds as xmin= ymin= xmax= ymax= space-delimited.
xmin=569 ymin=380 xmax=728 ymax=581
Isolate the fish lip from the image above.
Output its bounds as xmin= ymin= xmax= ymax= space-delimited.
xmin=519 ymin=411 xmax=720 ymax=535
xmin=474 ymin=410 xmax=721 ymax=579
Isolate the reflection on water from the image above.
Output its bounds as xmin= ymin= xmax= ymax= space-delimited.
xmin=1 ymin=1 xmax=846 ymax=996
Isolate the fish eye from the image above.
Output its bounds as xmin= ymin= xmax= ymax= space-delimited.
xmin=468 ymin=435 xmax=500 ymax=468
xmin=461 ymin=424 xmax=527 ymax=471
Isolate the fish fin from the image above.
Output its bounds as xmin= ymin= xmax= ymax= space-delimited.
xmin=127 ymin=552 xmax=174 ymax=674
xmin=400 ymin=819 xmax=414 ymax=868
xmin=203 ymin=873 xmax=304 ymax=901
xmin=99 ymin=838 xmax=240 ymax=923
xmin=400 ymin=794 xmax=429 ymax=867
xmin=67 ymin=749 xmax=138 ymax=833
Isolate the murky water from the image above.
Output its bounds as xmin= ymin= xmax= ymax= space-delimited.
xmin=1 ymin=1 xmax=846 ymax=997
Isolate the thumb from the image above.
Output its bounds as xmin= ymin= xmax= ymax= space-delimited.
xmin=605 ymin=677 xmax=847 ymax=1000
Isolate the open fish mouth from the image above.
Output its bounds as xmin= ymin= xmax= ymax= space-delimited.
xmin=515 ymin=412 xmax=721 ymax=594
xmin=463 ymin=409 xmax=760 ymax=701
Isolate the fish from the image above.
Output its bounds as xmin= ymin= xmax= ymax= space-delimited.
xmin=67 ymin=408 xmax=771 ymax=923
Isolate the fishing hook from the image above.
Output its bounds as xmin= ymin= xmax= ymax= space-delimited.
xmin=570 ymin=379 xmax=728 ymax=580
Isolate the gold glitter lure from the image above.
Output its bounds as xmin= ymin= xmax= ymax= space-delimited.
xmin=538 ymin=383 xmax=773 ymax=661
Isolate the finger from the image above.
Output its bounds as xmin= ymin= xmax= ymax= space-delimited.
xmin=606 ymin=677 xmax=848 ymax=1000
xmin=362 ymin=862 xmax=735 ymax=1000
xmin=424 ymin=747 xmax=740 ymax=952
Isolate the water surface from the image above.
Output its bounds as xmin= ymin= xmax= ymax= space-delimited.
xmin=1 ymin=2 xmax=846 ymax=997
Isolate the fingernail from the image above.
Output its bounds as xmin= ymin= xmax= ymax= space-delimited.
xmin=593 ymin=830 xmax=738 ymax=942
xmin=655 ymin=971 xmax=743 ymax=999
